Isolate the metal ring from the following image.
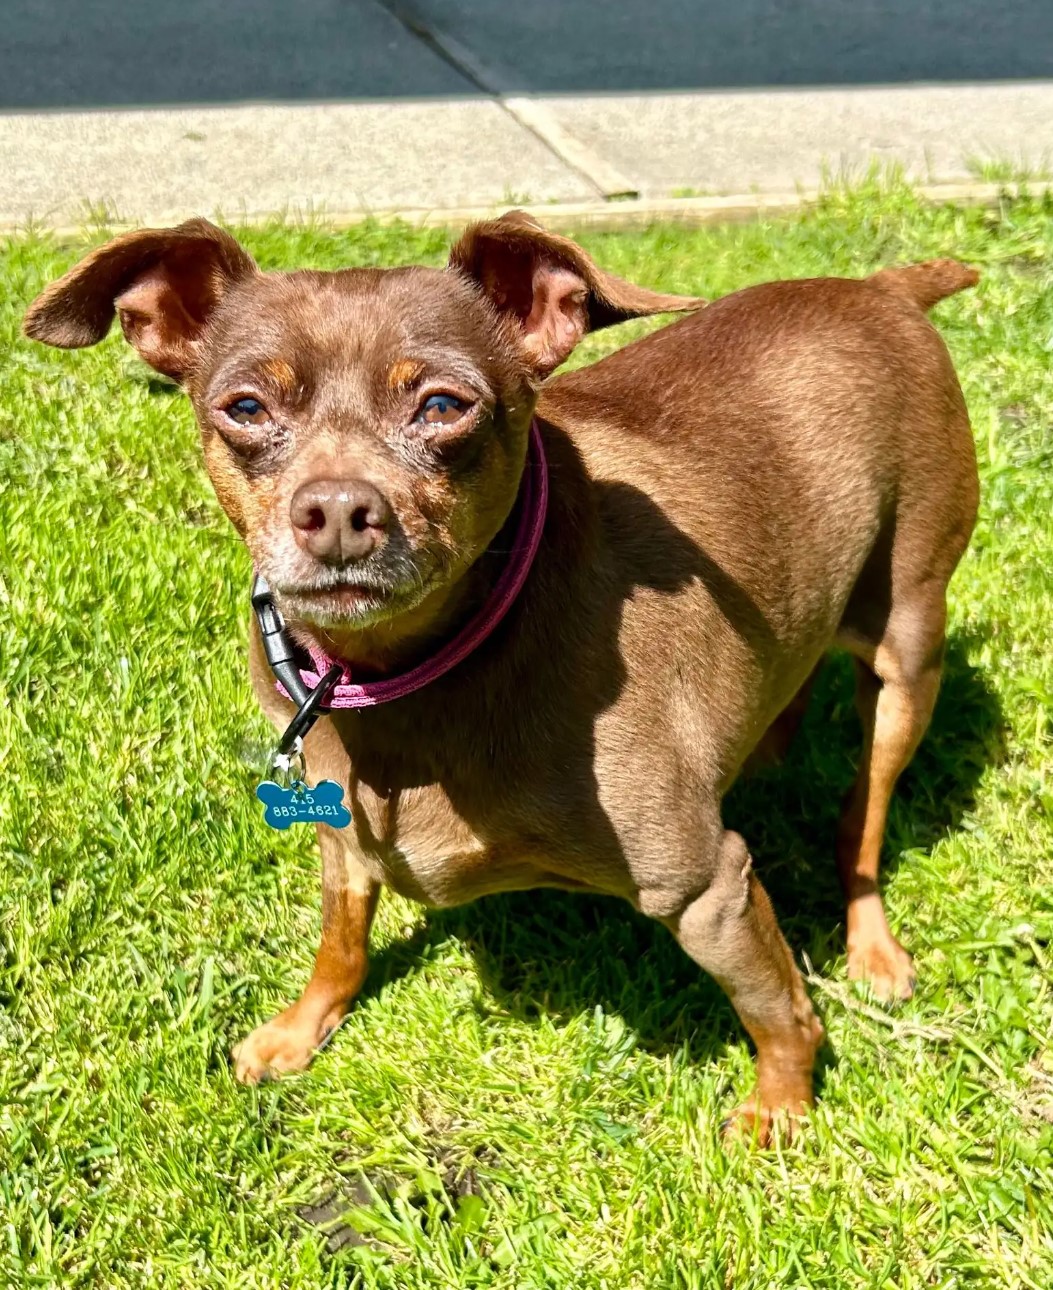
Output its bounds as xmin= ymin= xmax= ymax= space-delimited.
xmin=271 ymin=742 xmax=307 ymax=788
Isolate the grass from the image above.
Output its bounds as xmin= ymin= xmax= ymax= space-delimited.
xmin=1 ymin=180 xmax=1052 ymax=1288
xmin=964 ymin=157 xmax=1053 ymax=185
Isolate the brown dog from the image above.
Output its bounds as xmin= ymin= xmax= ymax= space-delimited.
xmin=24 ymin=214 xmax=978 ymax=1141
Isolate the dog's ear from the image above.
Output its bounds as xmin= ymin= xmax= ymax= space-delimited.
xmin=23 ymin=218 xmax=256 ymax=381
xmin=448 ymin=210 xmax=704 ymax=377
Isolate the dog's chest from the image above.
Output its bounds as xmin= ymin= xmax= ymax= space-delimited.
xmin=347 ymin=775 xmax=592 ymax=906
xmin=348 ymin=774 xmax=516 ymax=908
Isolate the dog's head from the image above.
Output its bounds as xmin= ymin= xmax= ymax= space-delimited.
xmin=24 ymin=213 xmax=700 ymax=642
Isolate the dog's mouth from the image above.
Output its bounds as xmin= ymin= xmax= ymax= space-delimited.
xmin=273 ymin=568 xmax=436 ymax=628
xmin=278 ymin=578 xmax=393 ymax=626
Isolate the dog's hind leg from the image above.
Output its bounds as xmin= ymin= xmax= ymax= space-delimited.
xmin=835 ymin=604 xmax=946 ymax=1002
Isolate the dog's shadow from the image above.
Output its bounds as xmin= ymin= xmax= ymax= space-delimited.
xmin=360 ymin=629 xmax=1004 ymax=1067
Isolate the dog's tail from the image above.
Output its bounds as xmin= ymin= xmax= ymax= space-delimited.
xmin=870 ymin=259 xmax=980 ymax=312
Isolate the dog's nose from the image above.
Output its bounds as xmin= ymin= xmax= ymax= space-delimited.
xmin=289 ymin=478 xmax=391 ymax=564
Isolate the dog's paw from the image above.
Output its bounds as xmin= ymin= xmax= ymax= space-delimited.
xmin=720 ymin=1100 xmax=806 ymax=1149
xmin=231 ymin=1010 xmax=334 ymax=1084
xmin=847 ymin=935 xmax=916 ymax=1003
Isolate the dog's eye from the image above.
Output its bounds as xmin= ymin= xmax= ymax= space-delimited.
xmin=418 ymin=394 xmax=467 ymax=426
xmin=226 ymin=397 xmax=270 ymax=426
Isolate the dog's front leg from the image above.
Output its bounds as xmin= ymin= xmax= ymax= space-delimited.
xmin=656 ymin=830 xmax=824 ymax=1145
xmin=233 ymin=824 xmax=380 ymax=1084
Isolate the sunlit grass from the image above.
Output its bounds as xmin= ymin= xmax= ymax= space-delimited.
xmin=1 ymin=180 xmax=1051 ymax=1287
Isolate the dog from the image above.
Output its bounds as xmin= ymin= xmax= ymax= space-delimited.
xmin=24 ymin=212 xmax=978 ymax=1142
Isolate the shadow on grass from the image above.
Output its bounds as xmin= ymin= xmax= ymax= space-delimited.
xmin=362 ymin=633 xmax=1005 ymax=1065
xmin=295 ymin=636 xmax=1004 ymax=1248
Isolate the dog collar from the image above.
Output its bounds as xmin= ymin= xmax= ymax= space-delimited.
xmin=252 ymin=419 xmax=548 ymax=756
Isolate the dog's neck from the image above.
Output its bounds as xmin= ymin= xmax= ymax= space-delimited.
xmin=292 ymin=556 xmax=498 ymax=678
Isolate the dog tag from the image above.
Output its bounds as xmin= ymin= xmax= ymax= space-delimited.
xmin=256 ymin=777 xmax=352 ymax=830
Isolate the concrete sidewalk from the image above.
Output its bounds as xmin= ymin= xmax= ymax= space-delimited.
xmin=3 ymin=0 xmax=1053 ymax=230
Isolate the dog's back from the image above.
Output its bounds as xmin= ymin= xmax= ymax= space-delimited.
xmin=541 ymin=264 xmax=978 ymax=620
xmin=539 ymin=264 xmax=978 ymax=775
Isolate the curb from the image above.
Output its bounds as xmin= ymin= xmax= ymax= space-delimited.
xmin=8 ymin=181 xmax=1049 ymax=240
xmin=383 ymin=181 xmax=1051 ymax=231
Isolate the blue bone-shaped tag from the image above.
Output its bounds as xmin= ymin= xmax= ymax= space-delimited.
xmin=256 ymin=778 xmax=352 ymax=830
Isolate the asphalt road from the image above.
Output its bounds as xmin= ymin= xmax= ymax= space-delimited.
xmin=3 ymin=0 xmax=1051 ymax=109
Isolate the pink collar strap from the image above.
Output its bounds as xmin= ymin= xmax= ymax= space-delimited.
xmin=280 ymin=418 xmax=548 ymax=710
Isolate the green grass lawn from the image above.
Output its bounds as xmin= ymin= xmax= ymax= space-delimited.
xmin=2 ymin=182 xmax=1052 ymax=1289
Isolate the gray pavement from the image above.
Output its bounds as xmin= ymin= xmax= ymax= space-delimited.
xmin=2 ymin=1 xmax=1052 ymax=228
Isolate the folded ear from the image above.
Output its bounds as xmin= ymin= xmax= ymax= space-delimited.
xmin=23 ymin=218 xmax=256 ymax=381
xmin=448 ymin=210 xmax=704 ymax=378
